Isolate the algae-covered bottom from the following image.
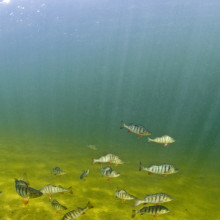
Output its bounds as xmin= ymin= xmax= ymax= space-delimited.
xmin=0 ymin=137 xmax=219 ymax=220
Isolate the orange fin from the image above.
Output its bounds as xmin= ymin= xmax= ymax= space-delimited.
xmin=56 ymin=210 xmax=60 ymax=214
xmin=23 ymin=199 xmax=29 ymax=205
xmin=162 ymin=174 xmax=167 ymax=178
xmin=154 ymin=214 xmax=159 ymax=217
xmin=107 ymin=177 xmax=111 ymax=181
xmin=164 ymin=143 xmax=168 ymax=147
xmin=156 ymin=203 xmax=161 ymax=205
xmin=138 ymin=135 xmax=142 ymax=138
xmin=82 ymin=212 xmax=86 ymax=215
xmin=122 ymin=199 xmax=126 ymax=203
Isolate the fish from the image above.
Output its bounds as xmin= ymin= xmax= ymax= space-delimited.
xmin=80 ymin=169 xmax=89 ymax=180
xmin=15 ymin=178 xmax=43 ymax=205
xmin=132 ymin=205 xmax=170 ymax=218
xmin=115 ymin=188 xmax=136 ymax=203
xmin=92 ymin=153 xmax=123 ymax=166
xmin=100 ymin=166 xmax=120 ymax=181
xmin=49 ymin=198 xmax=67 ymax=213
xmin=62 ymin=201 xmax=93 ymax=220
xmin=51 ymin=167 xmax=66 ymax=176
xmin=120 ymin=120 xmax=152 ymax=138
xmin=40 ymin=184 xmax=73 ymax=197
xmin=133 ymin=193 xmax=173 ymax=207
xmin=148 ymin=135 xmax=175 ymax=147
xmin=139 ymin=162 xmax=178 ymax=177
xmin=87 ymin=145 xmax=97 ymax=151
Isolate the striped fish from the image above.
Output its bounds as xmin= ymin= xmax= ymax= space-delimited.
xmin=15 ymin=179 xmax=43 ymax=205
xmin=115 ymin=189 xmax=136 ymax=203
xmin=120 ymin=121 xmax=152 ymax=138
xmin=100 ymin=166 xmax=120 ymax=181
xmin=40 ymin=184 xmax=73 ymax=196
xmin=132 ymin=205 xmax=170 ymax=218
xmin=50 ymin=198 xmax=67 ymax=213
xmin=62 ymin=201 xmax=93 ymax=220
xmin=92 ymin=153 xmax=122 ymax=165
xmin=80 ymin=169 xmax=89 ymax=180
xmin=139 ymin=162 xmax=178 ymax=177
xmin=133 ymin=193 xmax=173 ymax=207
xmin=148 ymin=135 xmax=175 ymax=147
xmin=51 ymin=167 xmax=66 ymax=176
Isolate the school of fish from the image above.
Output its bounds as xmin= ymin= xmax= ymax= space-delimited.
xmin=12 ymin=120 xmax=178 ymax=219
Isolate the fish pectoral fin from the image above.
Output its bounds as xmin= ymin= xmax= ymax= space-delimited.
xmin=107 ymin=177 xmax=111 ymax=181
xmin=162 ymin=174 xmax=167 ymax=178
xmin=156 ymin=203 xmax=161 ymax=206
xmin=23 ymin=199 xmax=29 ymax=205
xmin=128 ymin=130 xmax=131 ymax=133
xmin=138 ymin=135 xmax=142 ymax=138
xmin=153 ymin=214 xmax=159 ymax=218
xmin=56 ymin=210 xmax=60 ymax=214
xmin=60 ymin=192 xmax=64 ymax=194
xmin=148 ymin=172 xmax=153 ymax=175
xmin=164 ymin=143 xmax=168 ymax=147
xmin=122 ymin=199 xmax=126 ymax=203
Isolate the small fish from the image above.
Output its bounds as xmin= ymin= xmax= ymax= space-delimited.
xmin=80 ymin=169 xmax=89 ymax=180
xmin=148 ymin=135 xmax=175 ymax=147
xmin=51 ymin=167 xmax=66 ymax=176
xmin=115 ymin=188 xmax=136 ymax=203
xmin=132 ymin=205 xmax=170 ymax=218
xmin=62 ymin=201 xmax=93 ymax=220
xmin=100 ymin=166 xmax=120 ymax=181
xmin=120 ymin=121 xmax=152 ymax=138
xmin=87 ymin=145 xmax=97 ymax=150
xmin=15 ymin=179 xmax=43 ymax=205
xmin=139 ymin=162 xmax=178 ymax=177
xmin=50 ymin=198 xmax=67 ymax=213
xmin=40 ymin=184 xmax=73 ymax=196
xmin=133 ymin=193 xmax=173 ymax=207
xmin=92 ymin=153 xmax=123 ymax=166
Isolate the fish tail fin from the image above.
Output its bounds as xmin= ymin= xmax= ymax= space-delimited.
xmin=139 ymin=161 xmax=144 ymax=171
xmin=68 ymin=186 xmax=73 ymax=194
xmin=148 ymin=137 xmax=153 ymax=142
xmin=120 ymin=120 xmax=125 ymax=129
xmin=87 ymin=201 xmax=94 ymax=209
xmin=132 ymin=210 xmax=137 ymax=218
xmin=92 ymin=158 xmax=95 ymax=165
xmin=133 ymin=199 xmax=140 ymax=208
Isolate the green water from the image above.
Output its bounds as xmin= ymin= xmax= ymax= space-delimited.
xmin=0 ymin=0 xmax=220 ymax=219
